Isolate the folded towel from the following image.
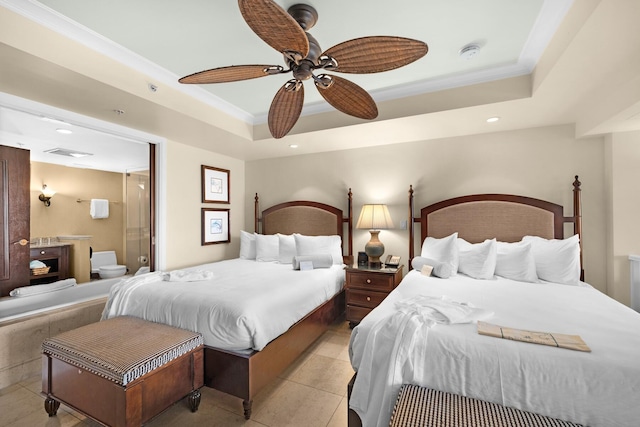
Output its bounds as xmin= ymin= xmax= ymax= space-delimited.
xmin=90 ymin=199 xmax=109 ymax=219
xmin=29 ymin=260 xmax=47 ymax=269
xmin=163 ymin=269 xmax=215 ymax=282
xmin=292 ymin=254 xmax=334 ymax=270
xmin=411 ymin=256 xmax=452 ymax=278
xmin=10 ymin=278 xmax=77 ymax=297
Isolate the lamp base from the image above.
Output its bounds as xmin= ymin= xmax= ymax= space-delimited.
xmin=364 ymin=230 xmax=384 ymax=268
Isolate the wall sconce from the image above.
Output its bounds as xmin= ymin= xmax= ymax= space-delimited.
xmin=39 ymin=185 xmax=56 ymax=207
xmin=356 ymin=204 xmax=394 ymax=267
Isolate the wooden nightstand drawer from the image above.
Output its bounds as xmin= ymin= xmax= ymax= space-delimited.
xmin=346 ymin=289 xmax=387 ymax=309
xmin=346 ymin=305 xmax=372 ymax=324
xmin=346 ymin=271 xmax=395 ymax=291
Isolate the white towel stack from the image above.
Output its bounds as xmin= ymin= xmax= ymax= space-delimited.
xmin=90 ymin=199 xmax=109 ymax=219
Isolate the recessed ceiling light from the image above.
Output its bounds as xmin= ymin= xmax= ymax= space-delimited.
xmin=486 ymin=117 xmax=500 ymax=123
xmin=289 ymin=144 xmax=298 ymax=148
xmin=56 ymin=128 xmax=73 ymax=134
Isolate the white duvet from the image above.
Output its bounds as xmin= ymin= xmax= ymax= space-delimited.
xmin=349 ymin=271 xmax=640 ymax=427
xmin=102 ymin=259 xmax=345 ymax=352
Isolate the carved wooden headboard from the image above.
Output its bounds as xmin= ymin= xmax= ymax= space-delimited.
xmin=254 ymin=189 xmax=354 ymax=260
xmin=408 ymin=176 xmax=583 ymax=276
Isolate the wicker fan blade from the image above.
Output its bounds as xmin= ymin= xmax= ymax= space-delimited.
xmin=315 ymin=75 xmax=378 ymax=120
xmin=322 ymin=36 xmax=428 ymax=74
xmin=268 ymin=80 xmax=305 ymax=139
xmin=239 ymin=0 xmax=309 ymax=58
xmin=179 ymin=64 xmax=282 ymax=84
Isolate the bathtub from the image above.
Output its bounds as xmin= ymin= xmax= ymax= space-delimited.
xmin=0 ymin=277 xmax=124 ymax=323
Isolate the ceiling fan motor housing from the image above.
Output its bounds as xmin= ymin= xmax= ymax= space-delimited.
xmin=287 ymin=4 xmax=318 ymax=30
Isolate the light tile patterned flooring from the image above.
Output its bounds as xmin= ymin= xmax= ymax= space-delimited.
xmin=0 ymin=319 xmax=354 ymax=427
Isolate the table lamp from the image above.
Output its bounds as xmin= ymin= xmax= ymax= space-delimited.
xmin=356 ymin=204 xmax=394 ymax=267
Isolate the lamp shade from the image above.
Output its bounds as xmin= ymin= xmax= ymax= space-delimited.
xmin=356 ymin=204 xmax=394 ymax=230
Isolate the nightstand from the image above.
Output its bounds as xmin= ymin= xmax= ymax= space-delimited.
xmin=345 ymin=264 xmax=404 ymax=328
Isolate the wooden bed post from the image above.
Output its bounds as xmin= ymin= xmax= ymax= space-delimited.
xmin=408 ymin=185 xmax=415 ymax=270
xmin=573 ymin=176 xmax=583 ymax=280
xmin=348 ymin=188 xmax=353 ymax=261
xmin=254 ymin=193 xmax=259 ymax=233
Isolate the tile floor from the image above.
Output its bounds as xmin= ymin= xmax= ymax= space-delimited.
xmin=0 ymin=319 xmax=354 ymax=427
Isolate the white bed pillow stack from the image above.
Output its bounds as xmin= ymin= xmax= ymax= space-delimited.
xmin=239 ymin=230 xmax=256 ymax=260
xmin=418 ymin=232 xmax=581 ymax=284
xmin=495 ymin=241 xmax=538 ymax=283
xmin=238 ymin=231 xmax=343 ymax=266
xmin=420 ymin=232 xmax=459 ymax=275
xmin=293 ymin=234 xmax=343 ymax=265
xmin=522 ymin=234 xmax=581 ymax=285
xmin=457 ymin=238 xmax=497 ymax=280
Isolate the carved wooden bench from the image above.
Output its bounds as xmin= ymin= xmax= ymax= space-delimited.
xmin=42 ymin=316 xmax=204 ymax=427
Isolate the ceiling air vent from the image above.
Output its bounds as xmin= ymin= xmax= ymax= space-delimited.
xmin=44 ymin=148 xmax=93 ymax=158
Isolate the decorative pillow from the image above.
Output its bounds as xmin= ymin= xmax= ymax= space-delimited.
xmin=420 ymin=232 xmax=459 ymax=275
xmin=522 ymin=235 xmax=581 ymax=285
xmin=411 ymin=256 xmax=452 ymax=278
xmin=292 ymin=254 xmax=334 ymax=270
xmin=239 ymin=230 xmax=256 ymax=260
xmin=293 ymin=234 xmax=343 ymax=265
xmin=495 ymin=241 xmax=538 ymax=283
xmin=457 ymin=238 xmax=497 ymax=280
xmin=255 ymin=233 xmax=279 ymax=262
xmin=278 ymin=234 xmax=297 ymax=264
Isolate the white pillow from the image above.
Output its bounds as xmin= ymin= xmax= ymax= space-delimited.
xmin=239 ymin=230 xmax=256 ymax=260
xmin=522 ymin=234 xmax=581 ymax=285
xmin=495 ymin=241 xmax=538 ymax=283
xmin=293 ymin=234 xmax=343 ymax=265
xmin=278 ymin=234 xmax=297 ymax=264
xmin=420 ymin=232 xmax=459 ymax=275
xmin=255 ymin=233 xmax=279 ymax=262
xmin=458 ymin=238 xmax=497 ymax=280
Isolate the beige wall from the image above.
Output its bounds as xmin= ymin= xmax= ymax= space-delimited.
xmin=163 ymin=140 xmax=245 ymax=270
xmin=246 ymin=124 xmax=608 ymax=294
xmin=30 ymin=162 xmax=125 ymax=274
xmin=604 ymin=131 xmax=640 ymax=304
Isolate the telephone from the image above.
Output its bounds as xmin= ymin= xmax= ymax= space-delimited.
xmin=384 ymin=255 xmax=401 ymax=267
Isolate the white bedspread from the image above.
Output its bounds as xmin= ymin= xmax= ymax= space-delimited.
xmin=349 ymin=271 xmax=640 ymax=427
xmin=102 ymin=259 xmax=344 ymax=352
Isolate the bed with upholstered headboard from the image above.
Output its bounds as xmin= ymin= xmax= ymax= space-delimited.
xmin=347 ymin=177 xmax=640 ymax=427
xmin=103 ymin=190 xmax=353 ymax=419
xmin=408 ymin=176 xmax=583 ymax=278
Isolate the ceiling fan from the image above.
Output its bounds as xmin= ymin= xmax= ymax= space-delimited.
xmin=179 ymin=0 xmax=428 ymax=139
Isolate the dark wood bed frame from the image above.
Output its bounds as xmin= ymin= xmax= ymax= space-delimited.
xmin=204 ymin=189 xmax=353 ymax=419
xmin=348 ymin=176 xmax=583 ymax=427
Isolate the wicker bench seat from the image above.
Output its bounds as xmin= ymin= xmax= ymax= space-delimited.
xmin=42 ymin=316 xmax=204 ymax=427
xmin=389 ymin=384 xmax=586 ymax=427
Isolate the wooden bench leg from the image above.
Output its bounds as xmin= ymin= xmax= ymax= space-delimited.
xmin=243 ymin=399 xmax=253 ymax=419
xmin=188 ymin=389 xmax=202 ymax=412
xmin=44 ymin=397 xmax=60 ymax=416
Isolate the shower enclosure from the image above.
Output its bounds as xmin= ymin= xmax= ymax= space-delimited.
xmin=125 ymin=169 xmax=151 ymax=276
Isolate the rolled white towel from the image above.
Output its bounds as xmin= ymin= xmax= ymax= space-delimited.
xmin=163 ymin=269 xmax=214 ymax=282
xmin=10 ymin=278 xmax=77 ymax=297
xmin=292 ymin=254 xmax=334 ymax=270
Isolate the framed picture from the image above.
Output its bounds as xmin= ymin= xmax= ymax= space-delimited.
xmin=201 ymin=208 xmax=230 ymax=245
xmin=202 ymin=165 xmax=230 ymax=204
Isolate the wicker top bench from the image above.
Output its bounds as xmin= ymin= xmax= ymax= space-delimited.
xmin=389 ymin=384 xmax=586 ymax=427
xmin=42 ymin=316 xmax=203 ymax=386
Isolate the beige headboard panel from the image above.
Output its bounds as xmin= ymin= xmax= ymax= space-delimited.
xmin=262 ymin=204 xmax=342 ymax=236
xmin=425 ymin=200 xmax=557 ymax=243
